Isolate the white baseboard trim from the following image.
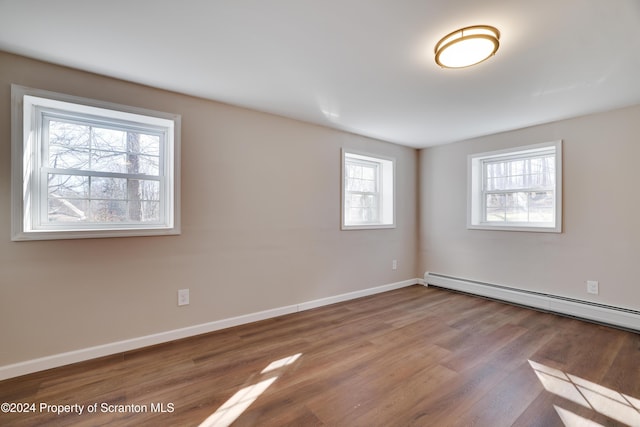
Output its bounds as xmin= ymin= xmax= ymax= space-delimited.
xmin=297 ymin=278 xmax=418 ymax=311
xmin=425 ymin=272 xmax=640 ymax=332
xmin=0 ymin=278 xmax=419 ymax=381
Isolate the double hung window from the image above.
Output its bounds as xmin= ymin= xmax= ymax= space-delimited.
xmin=11 ymin=85 xmax=180 ymax=240
xmin=468 ymin=141 xmax=562 ymax=232
xmin=342 ymin=150 xmax=395 ymax=229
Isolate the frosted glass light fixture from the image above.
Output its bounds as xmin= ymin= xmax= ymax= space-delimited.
xmin=435 ymin=25 xmax=500 ymax=68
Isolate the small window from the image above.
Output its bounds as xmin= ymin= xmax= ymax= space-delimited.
xmin=11 ymin=85 xmax=180 ymax=240
xmin=342 ymin=150 xmax=395 ymax=230
xmin=468 ymin=141 xmax=562 ymax=232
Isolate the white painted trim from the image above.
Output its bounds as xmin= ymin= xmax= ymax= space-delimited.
xmin=0 ymin=279 xmax=419 ymax=381
xmin=425 ymin=273 xmax=640 ymax=332
xmin=341 ymin=148 xmax=396 ymax=230
xmin=298 ymin=279 xmax=418 ymax=311
xmin=10 ymin=84 xmax=181 ymax=241
xmin=467 ymin=140 xmax=562 ymax=233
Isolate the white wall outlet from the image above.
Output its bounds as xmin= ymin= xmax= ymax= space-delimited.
xmin=586 ymin=280 xmax=599 ymax=295
xmin=392 ymin=259 xmax=397 ymax=270
xmin=178 ymin=288 xmax=190 ymax=306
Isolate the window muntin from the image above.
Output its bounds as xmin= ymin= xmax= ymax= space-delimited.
xmin=483 ymin=151 xmax=555 ymax=223
xmin=12 ymin=85 xmax=180 ymax=240
xmin=468 ymin=141 xmax=562 ymax=232
xmin=344 ymin=158 xmax=380 ymax=225
xmin=342 ymin=150 xmax=394 ymax=230
xmin=43 ymin=115 xmax=163 ymax=225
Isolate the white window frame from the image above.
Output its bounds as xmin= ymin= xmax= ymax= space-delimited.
xmin=11 ymin=85 xmax=181 ymax=241
xmin=467 ymin=140 xmax=562 ymax=233
xmin=341 ymin=149 xmax=395 ymax=230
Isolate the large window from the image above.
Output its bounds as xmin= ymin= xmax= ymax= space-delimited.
xmin=342 ymin=150 xmax=395 ymax=229
xmin=11 ymin=85 xmax=180 ymax=240
xmin=468 ymin=141 xmax=562 ymax=232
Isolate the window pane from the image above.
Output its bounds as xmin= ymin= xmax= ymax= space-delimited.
xmin=48 ymin=198 xmax=89 ymax=222
xmin=346 ymin=179 xmax=358 ymax=192
xmin=92 ymin=127 xmax=127 ymax=152
xmin=508 ymin=174 xmax=524 ymax=189
xmin=505 ymin=192 xmax=528 ymax=222
xmin=138 ymin=134 xmax=160 ymax=155
xmin=90 ymin=200 xmax=128 ymax=222
xmin=348 ymin=208 xmax=361 ymax=222
xmin=346 ymin=163 xmax=376 ymax=193
xmin=141 ymin=201 xmax=160 ymax=222
xmin=48 ymin=174 xmax=89 ymax=198
xmin=343 ymin=152 xmax=393 ymax=228
xmin=471 ymin=143 xmax=559 ymax=231
xmin=347 ymin=164 xmax=360 ymax=179
xmin=367 ymin=207 xmax=379 ymax=222
xmin=486 ymin=177 xmax=497 ymax=191
xmin=90 ymin=150 xmax=128 ymax=173
xmin=364 ymin=194 xmax=377 ymax=208
xmin=485 ymin=194 xmax=505 ymax=222
xmin=486 ymin=191 xmax=555 ymax=223
xmin=49 ymin=123 xmax=161 ymax=177
xmin=49 ymin=121 xmax=90 ymax=148
xmin=362 ymin=166 xmax=375 ymax=180
xmin=137 ymin=155 xmax=160 ymax=176
xmin=49 ymin=146 xmax=90 ymax=169
xmin=528 ymin=191 xmax=554 ymax=222
xmin=47 ymin=175 xmax=161 ymax=224
xmin=485 ymin=154 xmax=555 ymax=192
xmin=91 ymin=177 xmax=127 ymax=200
xmin=348 ymin=207 xmax=378 ymax=223
xmin=345 ymin=191 xmax=380 ymax=225
xmin=138 ymin=180 xmax=161 ymax=201
xmin=14 ymin=88 xmax=178 ymax=239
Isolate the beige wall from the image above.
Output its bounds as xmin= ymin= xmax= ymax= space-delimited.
xmin=4 ymin=48 xmax=639 ymax=369
xmin=419 ymin=105 xmax=640 ymax=311
xmin=0 ymin=52 xmax=418 ymax=366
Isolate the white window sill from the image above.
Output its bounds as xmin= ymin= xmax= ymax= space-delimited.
xmin=467 ymin=223 xmax=561 ymax=233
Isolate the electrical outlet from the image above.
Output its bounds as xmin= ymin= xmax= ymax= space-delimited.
xmin=392 ymin=259 xmax=397 ymax=270
xmin=178 ymin=288 xmax=190 ymax=306
xmin=586 ymin=281 xmax=599 ymax=295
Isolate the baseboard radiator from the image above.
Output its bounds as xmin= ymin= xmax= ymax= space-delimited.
xmin=424 ymin=272 xmax=640 ymax=332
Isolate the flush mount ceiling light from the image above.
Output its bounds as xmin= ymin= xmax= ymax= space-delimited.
xmin=435 ymin=25 xmax=500 ymax=69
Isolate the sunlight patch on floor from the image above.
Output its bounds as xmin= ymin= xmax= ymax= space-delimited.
xmin=554 ymin=406 xmax=605 ymax=427
xmin=529 ymin=360 xmax=640 ymax=426
xmin=199 ymin=353 xmax=303 ymax=427
xmin=261 ymin=353 xmax=302 ymax=374
xmin=199 ymin=377 xmax=277 ymax=427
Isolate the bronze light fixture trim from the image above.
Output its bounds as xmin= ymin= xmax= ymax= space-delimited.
xmin=435 ymin=25 xmax=500 ymax=69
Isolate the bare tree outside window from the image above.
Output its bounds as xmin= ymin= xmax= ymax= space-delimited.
xmin=483 ymin=154 xmax=555 ymax=223
xmin=12 ymin=85 xmax=179 ymax=241
xmin=127 ymin=132 xmax=141 ymax=221
xmin=468 ymin=141 xmax=561 ymax=232
xmin=47 ymin=120 xmax=161 ymax=224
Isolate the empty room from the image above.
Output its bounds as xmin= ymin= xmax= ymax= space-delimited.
xmin=1 ymin=1 xmax=639 ymax=426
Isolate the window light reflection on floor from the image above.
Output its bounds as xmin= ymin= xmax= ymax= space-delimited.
xmin=199 ymin=353 xmax=302 ymax=427
xmin=261 ymin=353 xmax=301 ymax=375
xmin=199 ymin=377 xmax=277 ymax=427
xmin=528 ymin=360 xmax=640 ymax=426
xmin=554 ymin=405 xmax=605 ymax=427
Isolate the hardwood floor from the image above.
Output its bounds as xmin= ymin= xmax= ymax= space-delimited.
xmin=1 ymin=285 xmax=639 ymax=426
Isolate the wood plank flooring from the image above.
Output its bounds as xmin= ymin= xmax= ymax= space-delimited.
xmin=1 ymin=285 xmax=639 ymax=426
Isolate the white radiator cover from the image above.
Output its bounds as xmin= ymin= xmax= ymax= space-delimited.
xmin=424 ymin=272 xmax=640 ymax=332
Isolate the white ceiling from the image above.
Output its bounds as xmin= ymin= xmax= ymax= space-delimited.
xmin=1 ymin=0 xmax=640 ymax=148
